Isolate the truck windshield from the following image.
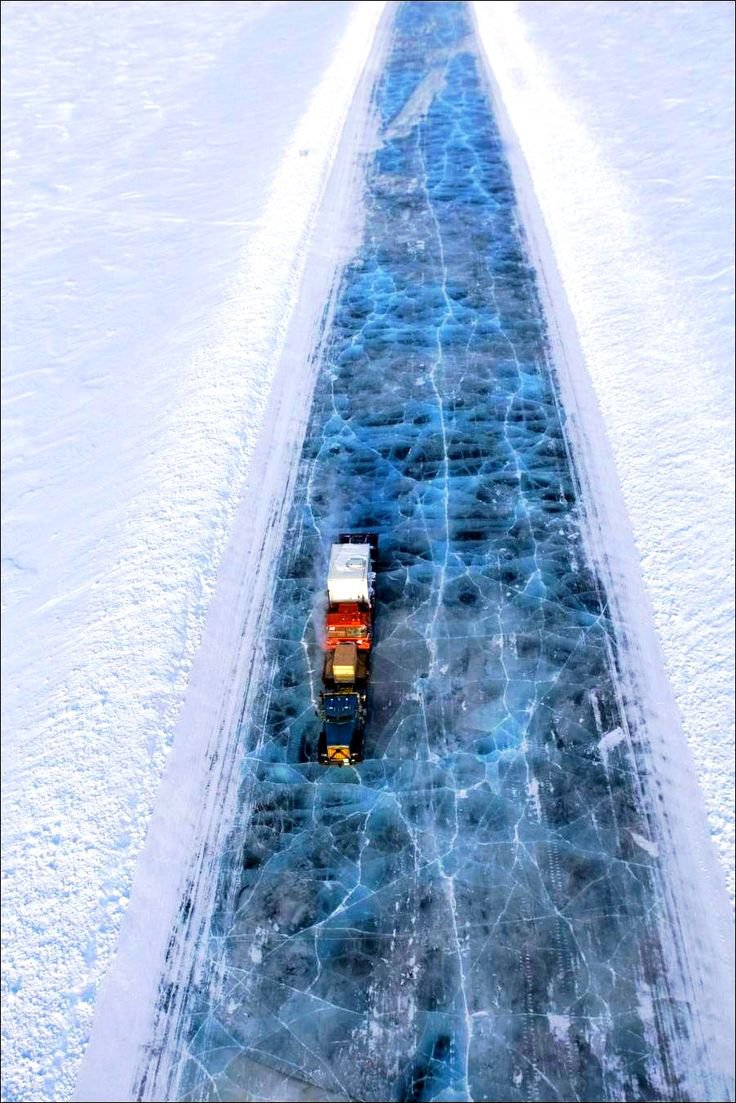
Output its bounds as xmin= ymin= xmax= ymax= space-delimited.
xmin=322 ymin=694 xmax=358 ymax=722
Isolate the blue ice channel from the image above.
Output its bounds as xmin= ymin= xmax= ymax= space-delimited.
xmin=174 ymin=4 xmax=713 ymax=1101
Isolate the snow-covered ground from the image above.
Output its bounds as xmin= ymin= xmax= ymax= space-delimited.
xmin=1 ymin=2 xmax=384 ymax=1100
xmin=474 ymin=0 xmax=735 ymax=902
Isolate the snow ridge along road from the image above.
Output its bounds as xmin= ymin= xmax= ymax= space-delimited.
xmin=2 ymin=3 xmax=386 ymax=1101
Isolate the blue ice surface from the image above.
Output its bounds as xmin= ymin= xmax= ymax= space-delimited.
xmin=175 ymin=4 xmax=707 ymax=1101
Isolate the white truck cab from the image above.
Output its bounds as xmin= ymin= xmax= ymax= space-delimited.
xmin=327 ymin=543 xmax=372 ymax=605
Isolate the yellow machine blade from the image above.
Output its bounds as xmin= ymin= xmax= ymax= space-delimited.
xmin=326 ymin=745 xmax=351 ymax=766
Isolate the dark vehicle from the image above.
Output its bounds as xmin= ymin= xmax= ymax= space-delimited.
xmin=317 ymin=691 xmax=366 ymax=766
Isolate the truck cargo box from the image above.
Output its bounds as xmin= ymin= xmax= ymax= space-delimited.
xmin=328 ymin=542 xmax=372 ymax=605
xmin=332 ymin=641 xmax=358 ymax=683
xmin=323 ymin=649 xmax=369 ymax=690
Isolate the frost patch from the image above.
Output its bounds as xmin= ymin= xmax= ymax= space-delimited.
xmin=547 ymin=1013 xmax=571 ymax=1042
xmin=597 ymin=726 xmax=626 ymax=763
xmin=630 ymin=831 xmax=659 ymax=858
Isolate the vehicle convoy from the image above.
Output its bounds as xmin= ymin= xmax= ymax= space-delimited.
xmin=317 ymin=534 xmax=377 ymax=766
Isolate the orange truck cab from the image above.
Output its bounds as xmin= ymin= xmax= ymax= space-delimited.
xmin=324 ymin=603 xmax=372 ymax=650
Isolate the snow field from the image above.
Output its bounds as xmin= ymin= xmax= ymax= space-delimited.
xmin=1 ymin=2 xmax=386 ymax=1099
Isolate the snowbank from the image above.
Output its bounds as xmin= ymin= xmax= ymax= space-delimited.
xmin=1 ymin=2 xmax=384 ymax=1099
xmin=473 ymin=0 xmax=735 ymax=903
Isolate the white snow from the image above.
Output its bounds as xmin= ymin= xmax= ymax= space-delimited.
xmin=526 ymin=776 xmax=542 ymax=821
xmin=1 ymin=2 xmax=385 ymax=1100
xmin=546 ymin=1013 xmax=571 ymax=1043
xmin=630 ymin=831 xmax=660 ymax=860
xmin=473 ymin=0 xmax=735 ymax=903
xmin=597 ymin=725 xmax=626 ymax=763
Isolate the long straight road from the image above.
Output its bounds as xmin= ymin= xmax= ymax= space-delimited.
xmin=165 ymin=4 xmax=728 ymax=1100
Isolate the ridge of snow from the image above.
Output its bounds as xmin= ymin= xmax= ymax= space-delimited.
xmin=1 ymin=2 xmax=385 ymax=1099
